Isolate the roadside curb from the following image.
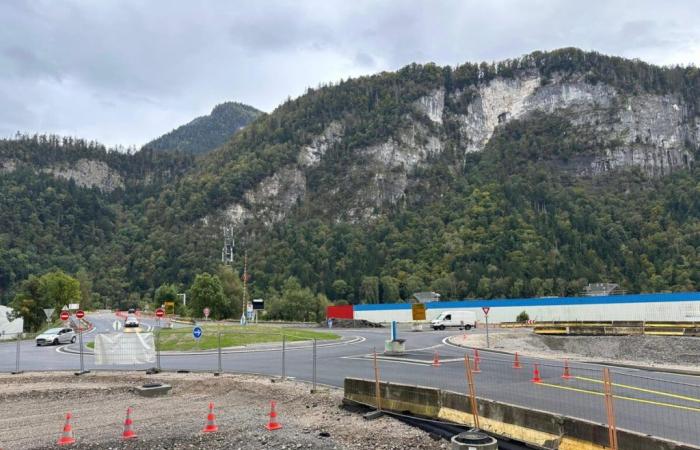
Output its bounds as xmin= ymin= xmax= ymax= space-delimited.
xmin=444 ymin=335 xmax=700 ymax=377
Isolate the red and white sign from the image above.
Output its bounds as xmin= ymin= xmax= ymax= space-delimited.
xmin=155 ymin=308 xmax=165 ymax=318
xmin=203 ymin=307 xmax=210 ymax=318
xmin=482 ymin=307 xmax=491 ymax=316
xmin=60 ymin=310 xmax=70 ymax=321
xmin=76 ymin=310 xmax=85 ymax=319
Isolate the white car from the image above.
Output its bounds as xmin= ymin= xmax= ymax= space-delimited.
xmin=36 ymin=327 xmax=76 ymax=346
xmin=124 ymin=315 xmax=140 ymax=328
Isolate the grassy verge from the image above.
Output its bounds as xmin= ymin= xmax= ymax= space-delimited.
xmin=86 ymin=324 xmax=338 ymax=352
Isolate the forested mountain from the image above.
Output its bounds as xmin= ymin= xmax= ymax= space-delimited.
xmin=143 ymin=102 xmax=262 ymax=155
xmin=1 ymin=48 xmax=699 ymax=314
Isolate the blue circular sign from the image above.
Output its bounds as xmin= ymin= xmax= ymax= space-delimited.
xmin=193 ymin=326 xmax=203 ymax=339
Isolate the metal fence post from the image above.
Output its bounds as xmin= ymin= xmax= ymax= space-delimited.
xmin=311 ymin=338 xmax=317 ymax=392
xmin=76 ymin=323 xmax=88 ymax=375
xmin=373 ymin=347 xmax=382 ymax=411
xmin=281 ymin=334 xmax=286 ymax=380
xmin=12 ymin=333 xmax=22 ymax=374
xmin=156 ymin=328 xmax=161 ymax=372
xmin=216 ymin=331 xmax=222 ymax=375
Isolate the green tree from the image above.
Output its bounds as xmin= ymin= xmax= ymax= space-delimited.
xmin=331 ymin=279 xmax=352 ymax=301
xmin=39 ymin=271 xmax=81 ymax=316
xmin=216 ymin=265 xmax=243 ymax=319
xmin=189 ymin=273 xmax=229 ymax=319
xmin=360 ymin=276 xmax=379 ymax=304
xmin=154 ymin=283 xmax=178 ymax=308
xmin=380 ymin=276 xmax=400 ymax=302
xmin=75 ymin=268 xmax=93 ymax=310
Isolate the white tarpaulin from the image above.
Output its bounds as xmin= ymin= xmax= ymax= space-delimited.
xmin=94 ymin=332 xmax=156 ymax=365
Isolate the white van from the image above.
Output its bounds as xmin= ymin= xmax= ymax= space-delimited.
xmin=431 ymin=311 xmax=476 ymax=330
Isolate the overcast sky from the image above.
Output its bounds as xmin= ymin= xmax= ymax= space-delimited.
xmin=1 ymin=1 xmax=699 ymax=148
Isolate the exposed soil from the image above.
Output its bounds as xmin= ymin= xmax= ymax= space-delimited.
xmin=0 ymin=372 xmax=445 ymax=450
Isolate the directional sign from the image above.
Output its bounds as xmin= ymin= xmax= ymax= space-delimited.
xmin=60 ymin=310 xmax=70 ymax=321
xmin=155 ymin=308 xmax=165 ymax=318
xmin=193 ymin=326 xmax=203 ymax=340
xmin=76 ymin=310 xmax=85 ymax=319
xmin=112 ymin=320 xmax=123 ymax=331
xmin=412 ymin=303 xmax=426 ymax=321
xmin=203 ymin=307 xmax=210 ymax=318
xmin=482 ymin=307 xmax=490 ymax=316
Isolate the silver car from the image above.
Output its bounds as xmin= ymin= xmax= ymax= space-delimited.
xmin=35 ymin=327 xmax=76 ymax=346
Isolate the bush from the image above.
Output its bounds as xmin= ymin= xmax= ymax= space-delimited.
xmin=516 ymin=310 xmax=529 ymax=323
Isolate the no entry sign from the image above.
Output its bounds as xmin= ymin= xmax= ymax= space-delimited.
xmin=76 ymin=310 xmax=85 ymax=319
xmin=155 ymin=308 xmax=165 ymax=318
xmin=60 ymin=310 xmax=70 ymax=321
xmin=482 ymin=307 xmax=490 ymax=316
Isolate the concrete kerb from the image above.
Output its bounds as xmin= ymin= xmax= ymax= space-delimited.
xmin=343 ymin=377 xmax=700 ymax=450
xmin=444 ymin=335 xmax=700 ymax=378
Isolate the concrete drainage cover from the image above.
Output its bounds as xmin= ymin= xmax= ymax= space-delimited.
xmin=135 ymin=383 xmax=172 ymax=397
xmin=451 ymin=431 xmax=497 ymax=449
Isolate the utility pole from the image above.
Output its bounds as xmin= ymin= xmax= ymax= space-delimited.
xmin=241 ymin=250 xmax=249 ymax=325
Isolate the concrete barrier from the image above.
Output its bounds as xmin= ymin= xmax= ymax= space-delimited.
xmin=531 ymin=321 xmax=700 ymax=336
xmin=344 ymin=377 xmax=700 ymax=450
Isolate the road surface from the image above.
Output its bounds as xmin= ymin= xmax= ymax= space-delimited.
xmin=1 ymin=312 xmax=699 ymax=447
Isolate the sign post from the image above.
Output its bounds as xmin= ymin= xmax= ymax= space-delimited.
xmin=75 ymin=310 xmax=88 ymax=375
xmin=482 ymin=307 xmax=491 ymax=348
xmin=155 ymin=307 xmax=164 ymax=371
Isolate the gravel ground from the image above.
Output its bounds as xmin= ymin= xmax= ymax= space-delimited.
xmin=0 ymin=372 xmax=446 ymax=450
xmin=452 ymin=328 xmax=700 ymax=372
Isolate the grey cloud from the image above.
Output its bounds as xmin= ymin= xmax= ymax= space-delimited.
xmin=0 ymin=0 xmax=698 ymax=147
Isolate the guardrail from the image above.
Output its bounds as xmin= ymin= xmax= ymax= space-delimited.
xmin=529 ymin=321 xmax=700 ymax=336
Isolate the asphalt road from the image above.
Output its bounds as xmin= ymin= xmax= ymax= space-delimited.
xmin=2 ymin=313 xmax=700 ymax=447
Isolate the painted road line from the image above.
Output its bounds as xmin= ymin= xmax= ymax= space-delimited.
xmin=575 ymin=375 xmax=700 ymax=404
xmin=536 ymin=381 xmax=700 ymax=413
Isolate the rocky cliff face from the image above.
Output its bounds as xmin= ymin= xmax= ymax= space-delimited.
xmin=45 ymin=159 xmax=124 ymax=192
xmin=219 ymin=70 xmax=698 ymax=227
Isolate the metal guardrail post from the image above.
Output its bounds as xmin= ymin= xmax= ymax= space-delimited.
xmin=75 ymin=324 xmax=88 ymax=375
xmin=217 ymin=331 xmax=222 ymax=375
xmin=12 ymin=333 xmax=22 ymax=374
xmin=281 ymin=334 xmax=286 ymax=380
xmin=312 ymin=338 xmax=317 ymax=392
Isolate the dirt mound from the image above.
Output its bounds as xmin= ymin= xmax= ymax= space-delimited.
xmin=330 ymin=319 xmax=383 ymax=328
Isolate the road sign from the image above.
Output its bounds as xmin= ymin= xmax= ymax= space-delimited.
xmin=252 ymin=299 xmax=264 ymax=310
xmin=412 ymin=303 xmax=426 ymax=321
xmin=76 ymin=310 xmax=85 ymax=319
xmin=203 ymin=307 xmax=210 ymax=318
xmin=164 ymin=301 xmax=175 ymax=314
xmin=60 ymin=311 xmax=70 ymax=321
xmin=193 ymin=326 xmax=203 ymax=340
xmin=112 ymin=320 xmax=123 ymax=331
xmin=482 ymin=307 xmax=490 ymax=316
xmin=155 ymin=308 xmax=165 ymax=318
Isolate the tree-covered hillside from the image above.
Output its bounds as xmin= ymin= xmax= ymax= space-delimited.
xmin=1 ymin=48 xmax=699 ymax=318
xmin=143 ymin=102 xmax=262 ymax=155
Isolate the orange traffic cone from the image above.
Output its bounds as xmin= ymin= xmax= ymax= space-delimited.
xmin=473 ymin=348 xmax=480 ymax=364
xmin=265 ymin=401 xmax=283 ymax=430
xmin=472 ymin=354 xmax=481 ymax=373
xmin=122 ymin=407 xmax=137 ymax=440
xmin=57 ymin=412 xmax=76 ymax=446
xmin=202 ymin=402 xmax=219 ymax=433
xmin=531 ymin=364 xmax=542 ymax=383
xmin=513 ymin=352 xmax=522 ymax=369
xmin=561 ymin=359 xmax=573 ymax=380
xmin=432 ymin=351 xmax=441 ymax=367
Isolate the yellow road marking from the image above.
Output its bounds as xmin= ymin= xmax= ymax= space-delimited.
xmin=575 ymin=376 xmax=700 ymax=404
xmin=536 ymin=382 xmax=700 ymax=413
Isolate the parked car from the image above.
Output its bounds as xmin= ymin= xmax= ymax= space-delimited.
xmin=36 ymin=327 xmax=76 ymax=346
xmin=431 ymin=311 xmax=476 ymax=331
xmin=124 ymin=315 xmax=140 ymax=328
